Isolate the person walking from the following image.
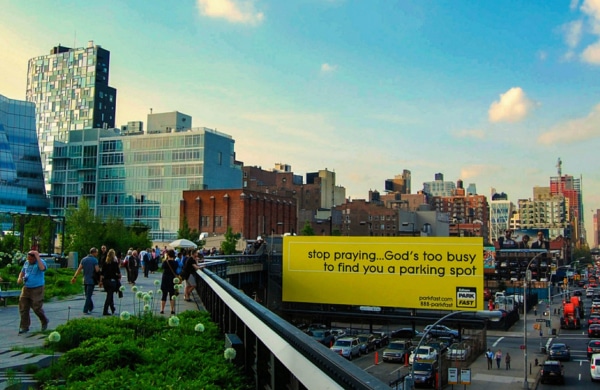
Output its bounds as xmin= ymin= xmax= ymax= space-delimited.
xmin=505 ymin=352 xmax=511 ymax=370
xmin=160 ymin=249 xmax=179 ymax=315
xmin=100 ymin=249 xmax=120 ymax=316
xmin=17 ymin=250 xmax=50 ymax=334
xmin=71 ymin=247 xmax=100 ymax=314
xmin=182 ymin=250 xmax=203 ymax=301
xmin=127 ymin=250 xmax=140 ymax=285
xmin=485 ymin=348 xmax=493 ymax=369
xmin=495 ymin=349 xmax=503 ymax=369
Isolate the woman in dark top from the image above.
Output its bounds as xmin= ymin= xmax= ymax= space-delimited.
xmin=101 ymin=249 xmax=121 ymax=315
xmin=160 ymin=249 xmax=179 ymax=315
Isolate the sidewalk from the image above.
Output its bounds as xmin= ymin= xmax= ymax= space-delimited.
xmin=0 ymin=272 xmax=204 ymax=376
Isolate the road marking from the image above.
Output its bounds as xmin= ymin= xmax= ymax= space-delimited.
xmin=492 ymin=337 xmax=504 ymax=347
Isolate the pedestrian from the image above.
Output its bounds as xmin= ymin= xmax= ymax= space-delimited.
xmin=17 ymin=250 xmax=50 ymax=334
xmin=127 ymin=250 xmax=140 ymax=285
xmin=505 ymin=352 xmax=511 ymax=370
xmin=182 ymin=250 xmax=203 ymax=301
xmin=100 ymin=249 xmax=120 ymax=316
xmin=485 ymin=348 xmax=493 ymax=369
xmin=160 ymin=249 xmax=179 ymax=315
xmin=71 ymin=247 xmax=100 ymax=315
xmin=495 ymin=349 xmax=502 ymax=369
xmin=534 ymin=305 xmax=537 ymax=316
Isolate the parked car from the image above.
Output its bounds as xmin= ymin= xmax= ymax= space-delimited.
xmin=330 ymin=328 xmax=347 ymax=340
xmin=382 ymin=340 xmax=413 ymax=363
xmin=391 ymin=328 xmax=423 ymax=340
xmin=588 ymin=340 xmax=600 ymax=358
xmin=409 ymin=346 xmax=438 ymax=365
xmin=592 ymin=353 xmax=600 ymax=382
xmin=540 ymin=360 xmax=565 ymax=385
xmin=447 ymin=342 xmax=471 ymax=361
xmin=548 ymin=343 xmax=571 ymax=361
xmin=412 ymin=359 xmax=438 ymax=388
xmin=590 ymin=324 xmax=600 ymax=338
xmin=423 ymin=324 xmax=459 ymax=339
xmin=424 ymin=340 xmax=449 ymax=354
xmin=330 ymin=336 xmax=361 ymax=360
xmin=356 ymin=333 xmax=376 ymax=354
xmin=308 ymin=329 xmax=335 ymax=347
xmin=372 ymin=331 xmax=390 ymax=348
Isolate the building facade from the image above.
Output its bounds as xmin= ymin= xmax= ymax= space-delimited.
xmin=26 ymin=42 xmax=117 ymax=192
xmin=50 ymin=127 xmax=241 ymax=241
xmin=147 ymin=111 xmax=192 ymax=134
xmin=489 ymin=191 xmax=514 ymax=241
xmin=180 ymin=189 xmax=297 ymax=241
xmin=423 ymin=173 xmax=456 ymax=197
xmin=0 ymin=94 xmax=48 ymax=215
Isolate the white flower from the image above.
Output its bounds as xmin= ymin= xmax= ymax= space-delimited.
xmin=120 ymin=311 xmax=131 ymax=321
xmin=224 ymin=347 xmax=237 ymax=361
xmin=143 ymin=304 xmax=151 ymax=312
xmin=173 ymin=277 xmax=180 ymax=284
xmin=147 ymin=290 xmax=154 ymax=296
xmin=131 ymin=286 xmax=139 ymax=292
xmin=136 ymin=291 xmax=144 ymax=299
xmin=168 ymin=316 xmax=180 ymax=327
xmin=194 ymin=323 xmax=205 ymax=332
xmin=154 ymin=280 xmax=160 ymax=286
xmin=143 ymin=293 xmax=151 ymax=302
xmin=48 ymin=331 xmax=61 ymax=343
xmin=157 ymin=289 xmax=163 ymax=295
xmin=119 ymin=285 xmax=126 ymax=292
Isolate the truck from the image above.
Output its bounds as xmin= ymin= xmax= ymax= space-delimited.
xmin=560 ymin=301 xmax=582 ymax=329
xmin=570 ymin=296 xmax=584 ymax=319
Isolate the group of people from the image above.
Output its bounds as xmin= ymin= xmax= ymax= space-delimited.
xmin=17 ymin=245 xmax=206 ymax=333
xmin=485 ymin=348 xmax=511 ymax=370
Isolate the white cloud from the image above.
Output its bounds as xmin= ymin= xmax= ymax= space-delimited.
xmin=196 ymin=0 xmax=264 ymax=25
xmin=320 ymin=63 xmax=337 ymax=73
xmin=563 ymin=20 xmax=583 ymax=47
xmin=460 ymin=164 xmax=501 ymax=181
xmin=571 ymin=0 xmax=581 ymax=11
xmin=582 ymin=0 xmax=600 ymax=20
xmin=537 ymin=103 xmax=600 ymax=145
xmin=581 ymin=40 xmax=600 ymax=63
xmin=454 ymin=129 xmax=485 ymax=139
xmin=488 ymin=87 xmax=534 ymax=123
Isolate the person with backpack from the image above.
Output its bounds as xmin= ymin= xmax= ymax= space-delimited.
xmin=142 ymin=248 xmax=153 ymax=278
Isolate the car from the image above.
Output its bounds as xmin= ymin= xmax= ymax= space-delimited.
xmin=540 ymin=360 xmax=565 ymax=385
xmin=372 ymin=331 xmax=390 ymax=348
xmin=330 ymin=336 xmax=361 ymax=360
xmin=308 ymin=329 xmax=335 ymax=347
xmin=330 ymin=328 xmax=347 ymax=340
xmin=424 ymin=340 xmax=449 ymax=354
xmin=548 ymin=343 xmax=571 ymax=361
xmin=447 ymin=342 xmax=471 ymax=361
xmin=590 ymin=325 xmax=600 ymax=338
xmin=592 ymin=353 xmax=600 ymax=382
xmin=356 ymin=333 xmax=376 ymax=354
xmin=588 ymin=315 xmax=600 ymax=326
xmin=423 ymin=324 xmax=459 ymax=339
xmin=574 ymin=290 xmax=583 ymax=296
xmin=409 ymin=346 xmax=438 ymax=365
xmin=382 ymin=340 xmax=413 ymax=363
xmin=412 ymin=359 xmax=438 ymax=388
xmin=391 ymin=328 xmax=423 ymax=340
xmin=587 ymin=288 xmax=595 ymax=298
xmin=588 ymin=340 xmax=600 ymax=358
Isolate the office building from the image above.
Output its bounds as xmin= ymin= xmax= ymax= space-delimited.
xmin=423 ymin=173 xmax=456 ymax=197
xmin=50 ymin=127 xmax=241 ymax=241
xmin=147 ymin=111 xmax=191 ymax=134
xmin=0 ymin=94 xmax=48 ymax=214
xmin=26 ymin=42 xmax=117 ymax=192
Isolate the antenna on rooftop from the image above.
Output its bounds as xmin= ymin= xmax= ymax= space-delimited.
xmin=556 ymin=157 xmax=562 ymax=177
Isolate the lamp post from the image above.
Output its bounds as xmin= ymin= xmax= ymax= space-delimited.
xmin=523 ymin=252 xmax=546 ymax=389
xmin=406 ymin=310 xmax=503 ymax=389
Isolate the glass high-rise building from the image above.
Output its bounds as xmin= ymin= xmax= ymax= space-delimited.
xmin=26 ymin=41 xmax=117 ymax=193
xmin=0 ymin=94 xmax=48 ymax=214
xmin=50 ymin=127 xmax=241 ymax=241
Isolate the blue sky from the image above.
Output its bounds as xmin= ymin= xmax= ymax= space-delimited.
xmin=1 ymin=0 xmax=599 ymax=241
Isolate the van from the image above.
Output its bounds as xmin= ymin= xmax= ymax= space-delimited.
xmin=591 ymin=353 xmax=600 ymax=381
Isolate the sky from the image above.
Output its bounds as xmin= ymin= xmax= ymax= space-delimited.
xmin=1 ymin=0 xmax=599 ymax=242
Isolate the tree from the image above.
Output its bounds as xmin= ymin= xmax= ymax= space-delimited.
xmin=177 ymin=215 xmax=205 ymax=247
xmin=220 ymin=226 xmax=241 ymax=255
xmin=301 ymin=221 xmax=315 ymax=236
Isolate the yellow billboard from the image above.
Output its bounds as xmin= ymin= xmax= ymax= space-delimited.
xmin=282 ymin=236 xmax=484 ymax=311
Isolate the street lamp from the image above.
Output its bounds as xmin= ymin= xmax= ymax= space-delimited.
xmin=523 ymin=252 xmax=546 ymax=389
xmin=406 ymin=310 xmax=503 ymax=389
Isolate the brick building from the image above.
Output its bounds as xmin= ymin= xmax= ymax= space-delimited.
xmin=180 ymin=189 xmax=297 ymax=240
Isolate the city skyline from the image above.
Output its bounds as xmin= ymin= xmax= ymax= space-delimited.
xmin=0 ymin=1 xmax=598 ymax=240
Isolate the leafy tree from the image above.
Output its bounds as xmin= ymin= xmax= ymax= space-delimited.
xmin=301 ymin=221 xmax=315 ymax=236
xmin=65 ymin=198 xmax=102 ymax=257
xmin=573 ymin=245 xmax=592 ymax=265
xmin=177 ymin=215 xmax=205 ymax=247
xmin=331 ymin=228 xmax=342 ymax=236
xmin=220 ymin=226 xmax=241 ymax=255
xmin=24 ymin=216 xmax=54 ymax=253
